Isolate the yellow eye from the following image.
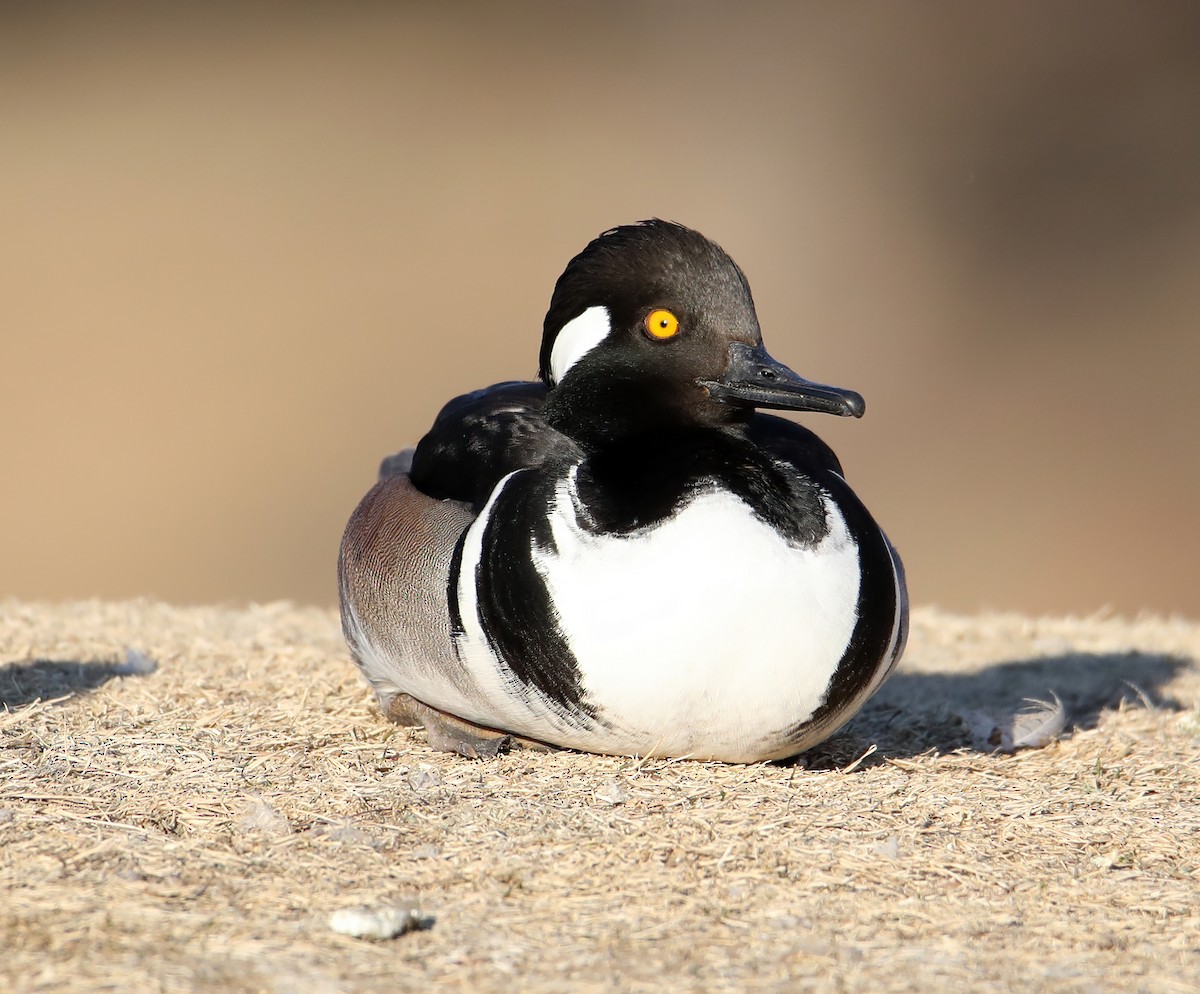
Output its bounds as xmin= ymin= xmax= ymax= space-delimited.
xmin=644 ymin=308 xmax=680 ymax=340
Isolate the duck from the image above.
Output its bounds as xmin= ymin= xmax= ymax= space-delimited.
xmin=338 ymin=220 xmax=907 ymax=762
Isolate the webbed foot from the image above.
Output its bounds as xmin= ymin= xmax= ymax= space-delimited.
xmin=384 ymin=693 xmax=555 ymax=759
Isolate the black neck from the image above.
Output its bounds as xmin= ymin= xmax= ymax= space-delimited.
xmin=543 ymin=371 xmax=742 ymax=446
xmin=570 ymin=424 xmax=829 ymax=546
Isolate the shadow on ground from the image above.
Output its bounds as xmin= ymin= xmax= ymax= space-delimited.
xmin=808 ymin=650 xmax=1194 ymax=767
xmin=0 ymin=657 xmax=157 ymax=710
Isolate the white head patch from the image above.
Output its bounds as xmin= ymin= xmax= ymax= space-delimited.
xmin=549 ymin=306 xmax=611 ymax=385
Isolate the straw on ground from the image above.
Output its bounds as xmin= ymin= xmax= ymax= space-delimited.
xmin=2 ymin=601 xmax=1198 ymax=993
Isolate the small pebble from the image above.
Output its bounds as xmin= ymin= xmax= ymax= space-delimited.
xmin=594 ymin=781 xmax=630 ymax=805
xmin=308 ymin=821 xmax=378 ymax=847
xmin=329 ymin=906 xmax=421 ymax=941
xmin=407 ymin=768 xmax=441 ymax=790
xmin=238 ymin=798 xmax=290 ymax=837
xmin=872 ymin=835 xmax=901 ymax=860
xmin=410 ymin=843 xmax=442 ymax=860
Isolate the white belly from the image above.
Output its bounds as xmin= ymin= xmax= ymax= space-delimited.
xmin=531 ymin=477 xmax=860 ymax=759
xmin=440 ymin=469 xmax=863 ymax=760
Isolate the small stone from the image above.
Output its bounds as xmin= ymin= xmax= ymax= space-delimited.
xmin=309 ymin=821 xmax=378 ymax=847
xmin=872 ymin=835 xmax=901 ymax=859
xmin=594 ymin=781 xmax=630 ymax=805
xmin=410 ymin=843 xmax=442 ymax=860
xmin=407 ymin=768 xmax=441 ymax=790
xmin=329 ymin=905 xmax=422 ymax=941
xmin=238 ymin=798 xmax=290 ymax=837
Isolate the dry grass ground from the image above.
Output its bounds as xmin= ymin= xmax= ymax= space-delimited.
xmin=2 ymin=600 xmax=1198 ymax=993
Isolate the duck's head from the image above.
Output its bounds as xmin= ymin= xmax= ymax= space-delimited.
xmin=538 ymin=220 xmax=863 ymax=445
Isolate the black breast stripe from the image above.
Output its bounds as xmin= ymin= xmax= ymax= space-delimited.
xmin=470 ymin=470 xmax=598 ymax=724
xmin=446 ymin=529 xmax=468 ymax=642
xmin=784 ymin=474 xmax=899 ymax=745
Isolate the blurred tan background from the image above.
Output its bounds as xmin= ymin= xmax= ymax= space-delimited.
xmin=3 ymin=2 xmax=1198 ymax=618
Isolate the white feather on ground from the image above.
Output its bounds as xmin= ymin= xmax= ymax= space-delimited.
xmin=113 ymin=647 xmax=158 ymax=676
xmin=959 ymin=692 xmax=1069 ymax=752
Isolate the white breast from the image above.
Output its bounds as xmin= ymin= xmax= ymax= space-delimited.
xmin=530 ymin=471 xmax=862 ymax=760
